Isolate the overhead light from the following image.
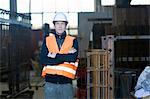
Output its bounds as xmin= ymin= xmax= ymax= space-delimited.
xmin=101 ymin=0 xmax=115 ymax=6
xmin=130 ymin=0 xmax=150 ymax=5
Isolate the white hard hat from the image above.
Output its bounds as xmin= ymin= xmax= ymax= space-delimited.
xmin=53 ymin=12 xmax=68 ymax=24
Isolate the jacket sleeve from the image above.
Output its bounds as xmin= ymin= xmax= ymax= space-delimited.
xmin=55 ymin=38 xmax=78 ymax=62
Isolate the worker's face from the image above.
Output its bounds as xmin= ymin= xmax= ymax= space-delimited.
xmin=54 ymin=21 xmax=66 ymax=35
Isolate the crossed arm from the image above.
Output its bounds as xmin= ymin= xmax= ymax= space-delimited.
xmin=40 ymin=39 xmax=78 ymax=66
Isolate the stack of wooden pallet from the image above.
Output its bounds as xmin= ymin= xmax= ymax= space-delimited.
xmin=86 ymin=49 xmax=112 ymax=99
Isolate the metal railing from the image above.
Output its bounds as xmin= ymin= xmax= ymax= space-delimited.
xmin=0 ymin=8 xmax=32 ymax=98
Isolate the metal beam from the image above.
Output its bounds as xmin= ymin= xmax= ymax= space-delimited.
xmin=0 ymin=18 xmax=31 ymax=28
xmin=10 ymin=0 xmax=17 ymax=20
xmin=115 ymin=35 xmax=150 ymax=40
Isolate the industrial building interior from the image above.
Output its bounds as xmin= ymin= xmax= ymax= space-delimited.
xmin=0 ymin=0 xmax=150 ymax=99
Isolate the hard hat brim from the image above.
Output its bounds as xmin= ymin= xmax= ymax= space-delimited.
xmin=53 ymin=21 xmax=68 ymax=25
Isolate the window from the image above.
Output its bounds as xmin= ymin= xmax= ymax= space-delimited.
xmin=0 ymin=0 xmax=9 ymax=10
xmin=30 ymin=0 xmax=94 ymax=33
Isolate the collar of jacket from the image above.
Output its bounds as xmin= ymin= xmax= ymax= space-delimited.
xmin=54 ymin=31 xmax=66 ymax=39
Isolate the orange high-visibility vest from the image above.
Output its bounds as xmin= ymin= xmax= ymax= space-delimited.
xmin=42 ymin=33 xmax=78 ymax=79
xmin=46 ymin=33 xmax=75 ymax=54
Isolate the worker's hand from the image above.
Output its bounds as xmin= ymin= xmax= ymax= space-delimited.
xmin=68 ymin=47 xmax=77 ymax=53
xmin=47 ymin=52 xmax=56 ymax=58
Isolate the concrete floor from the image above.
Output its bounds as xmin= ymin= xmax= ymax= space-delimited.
xmin=0 ymin=77 xmax=44 ymax=99
xmin=32 ymin=87 xmax=44 ymax=99
xmin=0 ymin=83 xmax=43 ymax=99
xmin=0 ymin=79 xmax=77 ymax=99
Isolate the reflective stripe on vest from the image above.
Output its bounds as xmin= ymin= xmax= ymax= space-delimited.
xmin=42 ymin=33 xmax=78 ymax=79
xmin=42 ymin=62 xmax=78 ymax=79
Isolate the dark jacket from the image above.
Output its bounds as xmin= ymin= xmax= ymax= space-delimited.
xmin=40 ymin=31 xmax=78 ymax=84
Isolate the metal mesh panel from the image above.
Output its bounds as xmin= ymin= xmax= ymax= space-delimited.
xmin=0 ymin=23 xmax=32 ymax=96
